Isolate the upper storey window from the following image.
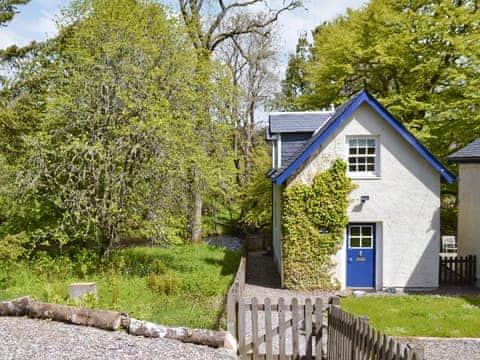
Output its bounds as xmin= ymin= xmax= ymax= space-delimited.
xmin=347 ymin=137 xmax=378 ymax=176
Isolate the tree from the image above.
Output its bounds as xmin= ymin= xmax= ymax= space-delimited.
xmin=0 ymin=0 xmax=29 ymax=26
xmin=178 ymin=0 xmax=301 ymax=53
xmin=2 ymin=0 xmax=233 ymax=254
xmin=278 ymin=32 xmax=309 ymax=110
xmin=177 ymin=0 xmax=301 ymax=242
xmin=289 ymin=0 xmax=479 ymax=159
xmin=218 ymin=14 xmax=280 ymax=185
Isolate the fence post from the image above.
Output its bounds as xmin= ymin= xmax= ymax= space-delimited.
xmin=315 ymin=298 xmax=323 ymax=360
xmin=238 ymin=298 xmax=246 ymax=358
xmin=407 ymin=343 xmax=425 ymax=360
xmin=474 ymin=255 xmax=477 ymax=283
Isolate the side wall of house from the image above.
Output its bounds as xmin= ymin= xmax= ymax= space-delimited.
xmin=288 ymin=103 xmax=440 ymax=289
xmin=457 ymin=163 xmax=480 ymax=282
xmin=272 ymin=183 xmax=283 ymax=284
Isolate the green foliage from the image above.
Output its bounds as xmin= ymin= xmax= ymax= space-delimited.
xmin=342 ymin=295 xmax=480 ymax=338
xmin=0 ymin=0 xmax=236 ymax=252
xmin=0 ymin=244 xmax=241 ymax=329
xmin=282 ymin=160 xmax=354 ymax=290
xmin=240 ymin=139 xmax=272 ymax=231
xmin=0 ymin=231 xmax=28 ymax=263
xmin=147 ymin=272 xmax=179 ymax=295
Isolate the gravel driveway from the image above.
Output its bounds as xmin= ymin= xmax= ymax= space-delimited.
xmin=397 ymin=337 xmax=480 ymax=360
xmin=0 ymin=317 xmax=233 ymax=360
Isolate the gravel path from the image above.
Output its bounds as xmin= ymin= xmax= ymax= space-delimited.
xmin=397 ymin=337 xmax=480 ymax=359
xmin=0 ymin=317 xmax=233 ymax=360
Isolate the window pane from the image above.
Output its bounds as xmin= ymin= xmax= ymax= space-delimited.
xmin=358 ymin=139 xmax=366 ymax=146
xmin=358 ymin=165 xmax=366 ymax=171
xmin=367 ymin=164 xmax=375 ymax=171
xmin=358 ymin=147 xmax=366 ymax=154
xmin=349 ymin=147 xmax=357 ymax=155
xmin=349 ymin=157 xmax=357 ymax=165
xmin=367 ymin=157 xmax=375 ymax=164
xmin=349 ymin=139 xmax=357 ymax=147
xmin=350 ymin=237 xmax=361 ymax=248
xmin=362 ymin=226 xmax=372 ymax=236
xmin=349 ymin=165 xmax=356 ymax=172
xmin=362 ymin=237 xmax=372 ymax=248
xmin=367 ymin=139 xmax=376 ymax=147
xmin=350 ymin=226 xmax=360 ymax=236
xmin=358 ymin=157 xmax=366 ymax=164
xmin=367 ymin=147 xmax=376 ymax=154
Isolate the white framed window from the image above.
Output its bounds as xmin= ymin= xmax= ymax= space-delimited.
xmin=347 ymin=137 xmax=378 ymax=176
xmin=348 ymin=225 xmax=373 ymax=249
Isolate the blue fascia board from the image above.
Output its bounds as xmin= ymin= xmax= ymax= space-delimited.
xmin=273 ymin=90 xmax=456 ymax=185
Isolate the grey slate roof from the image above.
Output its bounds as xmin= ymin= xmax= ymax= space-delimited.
xmin=447 ymin=138 xmax=480 ymax=163
xmin=268 ymin=91 xmax=362 ymax=178
xmin=269 ymin=112 xmax=332 ymax=133
xmin=281 ymin=132 xmax=313 ymax=166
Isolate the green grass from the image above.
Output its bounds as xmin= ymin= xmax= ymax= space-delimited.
xmin=341 ymin=295 xmax=480 ymax=337
xmin=0 ymin=244 xmax=241 ymax=330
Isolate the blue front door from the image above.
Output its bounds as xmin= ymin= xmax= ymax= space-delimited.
xmin=346 ymin=224 xmax=375 ymax=288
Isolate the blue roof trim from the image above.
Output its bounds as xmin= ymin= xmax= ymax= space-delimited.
xmin=273 ymin=90 xmax=456 ymax=185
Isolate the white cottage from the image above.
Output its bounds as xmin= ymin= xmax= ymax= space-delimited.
xmin=267 ymin=90 xmax=455 ymax=290
xmin=447 ymin=138 xmax=480 ymax=284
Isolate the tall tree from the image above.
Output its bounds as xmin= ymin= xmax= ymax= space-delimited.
xmin=177 ymin=0 xmax=301 ymax=242
xmin=278 ymin=32 xmax=309 ymax=110
xmin=218 ymin=14 xmax=280 ymax=185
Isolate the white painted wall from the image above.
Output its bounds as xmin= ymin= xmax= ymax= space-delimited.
xmin=288 ymin=103 xmax=441 ymax=289
xmin=272 ymin=183 xmax=283 ymax=283
xmin=457 ymin=163 xmax=480 ymax=283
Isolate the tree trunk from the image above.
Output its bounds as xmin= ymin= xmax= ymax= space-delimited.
xmin=0 ymin=296 xmax=33 ymax=316
xmin=191 ymin=187 xmax=202 ymax=243
xmin=127 ymin=318 xmax=237 ymax=351
xmin=28 ymin=301 xmax=125 ymax=331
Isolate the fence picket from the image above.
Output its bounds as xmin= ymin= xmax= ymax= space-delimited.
xmin=239 ymin=298 xmax=246 ymax=358
xmin=305 ymin=298 xmax=313 ymax=360
xmin=265 ymin=298 xmax=273 ymax=360
xmin=292 ymin=298 xmax=300 ymax=359
xmin=278 ymin=297 xmax=286 ymax=360
xmin=315 ymin=298 xmax=323 ymax=359
xmin=252 ymin=297 xmax=259 ymax=358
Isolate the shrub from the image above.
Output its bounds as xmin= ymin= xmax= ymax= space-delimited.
xmin=151 ymin=259 xmax=167 ymax=275
xmin=146 ymin=272 xmax=178 ymax=295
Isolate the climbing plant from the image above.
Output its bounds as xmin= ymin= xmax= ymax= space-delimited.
xmin=282 ymin=160 xmax=355 ymax=290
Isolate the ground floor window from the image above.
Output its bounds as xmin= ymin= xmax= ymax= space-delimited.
xmin=348 ymin=224 xmax=373 ymax=248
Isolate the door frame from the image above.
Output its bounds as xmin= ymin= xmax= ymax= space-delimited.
xmin=346 ymin=223 xmax=376 ymax=288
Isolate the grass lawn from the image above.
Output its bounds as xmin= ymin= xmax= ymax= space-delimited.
xmin=0 ymin=244 xmax=241 ymax=330
xmin=341 ymin=295 xmax=480 ymax=338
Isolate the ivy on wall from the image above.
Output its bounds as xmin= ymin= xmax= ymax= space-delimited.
xmin=282 ymin=159 xmax=355 ymax=290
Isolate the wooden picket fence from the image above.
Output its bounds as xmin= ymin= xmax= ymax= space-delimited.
xmin=235 ymin=296 xmax=424 ymax=360
xmin=238 ymin=297 xmax=324 ymax=359
xmin=327 ymin=298 xmax=424 ymax=360
xmin=439 ymin=255 xmax=476 ymax=285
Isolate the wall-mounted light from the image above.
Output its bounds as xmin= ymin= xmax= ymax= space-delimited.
xmin=360 ymin=195 xmax=370 ymax=203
